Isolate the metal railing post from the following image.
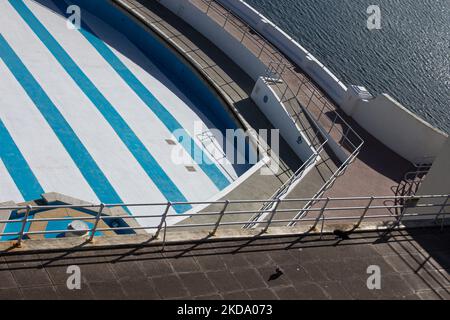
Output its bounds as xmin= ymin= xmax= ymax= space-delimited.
xmin=262 ymin=199 xmax=281 ymax=233
xmin=161 ymin=220 xmax=168 ymax=252
xmin=154 ymin=202 xmax=171 ymax=239
xmin=280 ymin=85 xmax=290 ymax=102
xmin=16 ymin=205 xmax=32 ymax=247
xmin=223 ymin=9 xmax=230 ymax=27
xmin=319 ymin=213 xmax=326 ymax=239
xmin=210 ymin=200 xmax=230 ymax=236
xmin=88 ymin=203 xmax=105 ymax=242
xmin=240 ymin=26 xmax=247 ymax=43
xmin=206 ymin=0 xmax=212 ymax=14
xmin=311 ymin=198 xmax=330 ymax=231
xmin=435 ymin=195 xmax=449 ymax=230
xmin=352 ymin=197 xmax=374 ymax=231
xmin=258 ymin=40 xmax=266 ymax=59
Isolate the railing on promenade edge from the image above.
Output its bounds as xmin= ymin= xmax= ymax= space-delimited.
xmin=1 ymin=194 xmax=448 ymax=247
xmin=189 ymin=0 xmax=365 ymax=227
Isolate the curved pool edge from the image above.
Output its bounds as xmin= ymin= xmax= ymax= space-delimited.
xmin=109 ymin=0 xmax=264 ymax=159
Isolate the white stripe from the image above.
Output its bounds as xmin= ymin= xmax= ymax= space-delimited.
xmin=81 ymin=7 xmax=239 ymax=181
xmin=0 ymin=160 xmax=24 ymax=204
xmin=28 ymin=0 xmax=229 ymax=199
xmin=0 ymin=59 xmax=99 ymax=204
xmin=2 ymin=2 xmax=169 ymax=226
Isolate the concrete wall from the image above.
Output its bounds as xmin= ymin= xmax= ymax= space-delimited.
xmin=217 ymin=0 xmax=348 ymax=106
xmin=251 ymin=77 xmax=314 ymax=161
xmin=417 ymin=137 xmax=450 ymax=198
xmin=159 ymin=0 xmax=267 ymax=81
xmin=159 ymin=0 xmax=448 ymax=164
xmin=301 ymin=107 xmax=349 ymax=163
xmin=342 ymin=88 xmax=448 ymax=164
xmin=405 ymin=137 xmax=450 ymax=220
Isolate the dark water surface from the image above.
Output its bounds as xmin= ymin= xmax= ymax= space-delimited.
xmin=245 ymin=0 xmax=449 ymax=132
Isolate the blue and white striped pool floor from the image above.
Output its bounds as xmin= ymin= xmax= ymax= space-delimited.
xmin=0 ymin=0 xmax=244 ymax=228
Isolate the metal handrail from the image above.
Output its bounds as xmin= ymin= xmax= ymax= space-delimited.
xmin=196 ymin=0 xmax=284 ymax=64
xmin=393 ymin=167 xmax=431 ymax=215
xmin=195 ymin=0 xmax=364 ymax=149
xmin=288 ymin=145 xmax=362 ymax=226
xmin=2 ymin=201 xmax=447 ymax=226
xmin=3 ymin=194 xmax=449 ymax=212
xmin=190 ymin=0 xmax=365 ymax=229
xmin=0 ymin=194 xmax=448 ymax=247
xmin=244 ymin=141 xmax=326 ymax=228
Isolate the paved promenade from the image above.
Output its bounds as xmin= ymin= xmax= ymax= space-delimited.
xmin=0 ymin=227 xmax=448 ymax=300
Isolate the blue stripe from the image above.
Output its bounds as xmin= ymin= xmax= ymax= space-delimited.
xmin=0 ymin=119 xmax=44 ymax=201
xmin=54 ymin=0 xmax=230 ymax=190
xmin=9 ymin=0 xmax=191 ymax=212
xmin=0 ymin=34 xmax=123 ymax=205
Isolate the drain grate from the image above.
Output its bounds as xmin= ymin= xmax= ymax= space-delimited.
xmin=185 ymin=166 xmax=196 ymax=172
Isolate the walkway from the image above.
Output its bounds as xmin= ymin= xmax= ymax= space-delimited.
xmin=0 ymin=227 xmax=448 ymax=299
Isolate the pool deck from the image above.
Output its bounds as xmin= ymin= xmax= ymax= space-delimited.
xmin=0 ymin=227 xmax=448 ymax=300
xmin=114 ymin=0 xmax=413 ymax=225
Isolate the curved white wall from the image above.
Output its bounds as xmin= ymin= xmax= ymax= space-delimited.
xmin=342 ymin=88 xmax=448 ymax=164
xmin=159 ymin=0 xmax=267 ymax=81
xmin=405 ymin=137 xmax=450 ymax=220
xmin=217 ymin=0 xmax=348 ymax=106
xmin=251 ymin=77 xmax=315 ymax=161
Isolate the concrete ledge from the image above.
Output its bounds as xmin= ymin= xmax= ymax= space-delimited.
xmin=1 ymin=218 xmax=447 ymax=254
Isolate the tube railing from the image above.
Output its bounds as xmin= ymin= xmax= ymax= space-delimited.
xmin=196 ymin=0 xmax=284 ymax=64
xmin=244 ymin=141 xmax=327 ymax=228
xmin=1 ymin=194 xmax=448 ymax=247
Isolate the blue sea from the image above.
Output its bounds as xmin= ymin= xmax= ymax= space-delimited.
xmin=245 ymin=0 xmax=449 ymax=133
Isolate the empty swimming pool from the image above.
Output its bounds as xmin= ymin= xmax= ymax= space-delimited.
xmin=0 ymin=0 xmax=255 ymax=231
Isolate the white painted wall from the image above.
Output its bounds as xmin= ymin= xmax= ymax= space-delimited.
xmin=217 ymin=0 xmax=348 ymax=105
xmin=251 ymin=77 xmax=314 ymax=161
xmin=159 ymin=0 xmax=267 ymax=81
xmin=342 ymin=88 xmax=448 ymax=164
xmin=417 ymin=137 xmax=450 ymax=198
xmin=405 ymin=137 xmax=450 ymax=220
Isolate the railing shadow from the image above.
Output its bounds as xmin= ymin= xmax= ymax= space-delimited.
xmin=1 ymin=226 xmax=448 ymax=299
